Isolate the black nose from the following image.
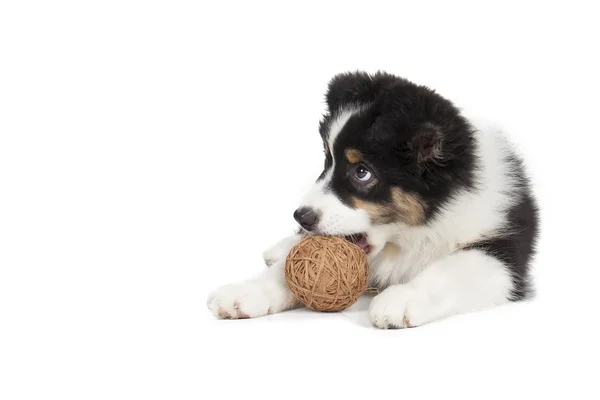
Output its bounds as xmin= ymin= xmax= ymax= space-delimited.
xmin=293 ymin=207 xmax=320 ymax=231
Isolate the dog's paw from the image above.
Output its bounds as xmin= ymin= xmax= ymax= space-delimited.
xmin=262 ymin=248 xmax=282 ymax=268
xmin=207 ymin=282 xmax=273 ymax=319
xmin=368 ymin=285 xmax=430 ymax=329
xmin=262 ymin=235 xmax=302 ymax=267
xmin=207 ymin=274 xmax=296 ymax=320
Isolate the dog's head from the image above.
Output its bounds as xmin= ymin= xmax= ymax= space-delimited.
xmin=294 ymin=71 xmax=477 ymax=254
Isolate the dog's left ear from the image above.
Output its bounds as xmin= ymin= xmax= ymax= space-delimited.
xmin=410 ymin=123 xmax=447 ymax=167
xmin=325 ymin=71 xmax=397 ymax=112
xmin=326 ymin=71 xmax=374 ymax=112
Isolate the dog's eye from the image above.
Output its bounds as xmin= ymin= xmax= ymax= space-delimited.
xmin=354 ymin=165 xmax=372 ymax=182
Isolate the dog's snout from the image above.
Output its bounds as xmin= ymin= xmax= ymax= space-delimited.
xmin=293 ymin=207 xmax=320 ymax=231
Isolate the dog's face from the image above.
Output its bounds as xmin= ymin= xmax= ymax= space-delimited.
xmin=295 ymin=72 xmax=476 ymax=254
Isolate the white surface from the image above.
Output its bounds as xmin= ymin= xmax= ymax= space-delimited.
xmin=1 ymin=1 xmax=598 ymax=399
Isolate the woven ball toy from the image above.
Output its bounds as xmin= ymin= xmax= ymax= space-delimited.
xmin=284 ymin=236 xmax=369 ymax=312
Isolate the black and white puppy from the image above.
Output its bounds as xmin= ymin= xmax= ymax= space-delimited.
xmin=207 ymin=71 xmax=539 ymax=328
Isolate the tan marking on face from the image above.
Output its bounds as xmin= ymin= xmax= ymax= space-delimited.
xmin=352 ymin=198 xmax=396 ymax=224
xmin=345 ymin=148 xmax=363 ymax=164
xmin=390 ymin=188 xmax=425 ymax=226
xmin=351 ymin=188 xmax=425 ymax=226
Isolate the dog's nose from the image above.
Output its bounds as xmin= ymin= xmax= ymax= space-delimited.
xmin=293 ymin=207 xmax=320 ymax=231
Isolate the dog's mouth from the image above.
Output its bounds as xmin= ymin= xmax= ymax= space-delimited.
xmin=343 ymin=233 xmax=372 ymax=254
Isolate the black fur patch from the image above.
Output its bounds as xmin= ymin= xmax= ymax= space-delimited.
xmin=314 ymin=71 xmax=539 ymax=300
xmin=464 ymin=154 xmax=540 ymax=300
xmin=317 ymin=71 xmax=477 ymax=223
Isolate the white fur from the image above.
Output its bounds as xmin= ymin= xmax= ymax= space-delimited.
xmin=369 ymin=249 xmax=512 ymax=328
xmin=208 ymin=119 xmax=521 ymax=328
xmin=367 ymin=125 xmax=519 ymax=288
xmin=298 ymin=107 xmax=372 ymax=235
xmin=207 ymin=234 xmax=302 ymax=319
xmin=262 ymin=234 xmax=304 ymax=267
xmin=207 ymin=263 xmax=295 ymax=319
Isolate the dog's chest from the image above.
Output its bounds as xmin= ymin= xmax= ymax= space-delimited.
xmin=368 ymin=234 xmax=455 ymax=287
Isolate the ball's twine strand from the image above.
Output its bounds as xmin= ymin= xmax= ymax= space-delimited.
xmin=285 ymin=236 xmax=370 ymax=311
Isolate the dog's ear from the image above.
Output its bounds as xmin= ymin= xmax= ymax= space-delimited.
xmin=410 ymin=123 xmax=448 ymax=167
xmin=325 ymin=71 xmax=395 ymax=112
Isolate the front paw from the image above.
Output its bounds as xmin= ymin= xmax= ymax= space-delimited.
xmin=262 ymin=235 xmax=302 ymax=267
xmin=369 ymin=285 xmax=429 ymax=329
xmin=207 ymin=282 xmax=274 ymax=319
xmin=262 ymin=247 xmax=284 ymax=267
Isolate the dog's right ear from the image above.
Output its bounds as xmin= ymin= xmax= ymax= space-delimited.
xmin=325 ymin=71 xmax=395 ymax=112
xmin=410 ymin=123 xmax=447 ymax=167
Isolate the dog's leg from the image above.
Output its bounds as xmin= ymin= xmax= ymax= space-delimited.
xmin=207 ymin=266 xmax=296 ymax=319
xmin=369 ymin=249 xmax=514 ymax=329
xmin=207 ymin=234 xmax=303 ymax=319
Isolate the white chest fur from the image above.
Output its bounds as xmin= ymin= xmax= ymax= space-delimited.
xmin=367 ymin=225 xmax=456 ymax=287
xmin=366 ymin=122 xmax=519 ymax=289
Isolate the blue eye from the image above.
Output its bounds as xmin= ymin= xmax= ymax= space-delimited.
xmin=354 ymin=165 xmax=372 ymax=182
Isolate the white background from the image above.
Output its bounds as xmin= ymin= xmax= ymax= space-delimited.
xmin=1 ymin=1 xmax=599 ymax=399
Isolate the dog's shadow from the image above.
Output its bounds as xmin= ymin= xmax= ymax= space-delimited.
xmin=339 ymin=294 xmax=376 ymax=328
xmin=271 ymin=293 xmax=376 ymax=328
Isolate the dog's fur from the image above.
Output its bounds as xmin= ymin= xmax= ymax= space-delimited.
xmin=207 ymin=71 xmax=539 ymax=328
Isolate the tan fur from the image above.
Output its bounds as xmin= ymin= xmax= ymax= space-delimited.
xmin=352 ymin=188 xmax=425 ymax=226
xmin=390 ymin=188 xmax=425 ymax=225
xmin=352 ymin=198 xmax=397 ymax=224
xmin=345 ymin=148 xmax=363 ymax=164
xmin=379 ymin=241 xmax=402 ymax=258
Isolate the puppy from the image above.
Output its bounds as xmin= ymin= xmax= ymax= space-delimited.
xmin=207 ymin=71 xmax=539 ymax=328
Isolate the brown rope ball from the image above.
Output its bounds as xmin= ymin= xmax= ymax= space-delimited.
xmin=285 ymin=236 xmax=369 ymax=312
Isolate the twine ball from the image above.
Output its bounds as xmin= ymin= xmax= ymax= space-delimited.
xmin=285 ymin=236 xmax=369 ymax=312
